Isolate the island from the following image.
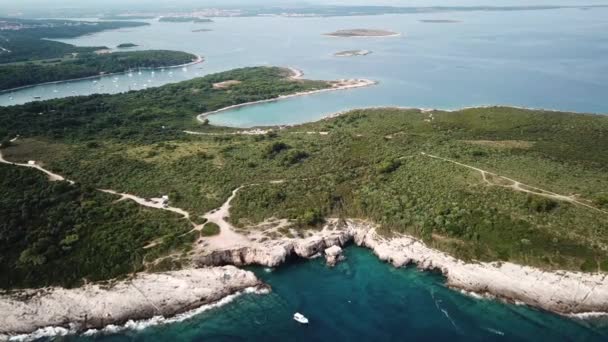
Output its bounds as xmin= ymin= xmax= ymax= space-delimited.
xmin=334 ymin=49 xmax=372 ymax=57
xmin=159 ymin=17 xmax=214 ymax=23
xmin=0 ymin=67 xmax=607 ymax=337
xmin=116 ymin=43 xmax=138 ymax=48
xmin=324 ymin=29 xmax=400 ymax=37
xmin=192 ymin=28 xmax=213 ymax=33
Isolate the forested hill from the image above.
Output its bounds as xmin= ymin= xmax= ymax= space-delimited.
xmin=0 ymin=50 xmax=197 ymax=91
xmin=0 ymin=67 xmax=329 ymax=142
xmin=0 ymin=18 xmax=147 ymax=63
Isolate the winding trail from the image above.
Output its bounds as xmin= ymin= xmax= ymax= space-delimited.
xmin=421 ymin=152 xmax=607 ymax=214
xmin=202 ymin=186 xmax=251 ymax=249
xmin=99 ymin=189 xmax=191 ymax=219
xmin=0 ymin=141 xmax=74 ymax=184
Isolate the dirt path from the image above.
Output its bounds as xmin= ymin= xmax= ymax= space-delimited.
xmin=0 ymin=146 xmax=74 ymax=184
xmin=99 ymin=189 xmax=192 ymax=219
xmin=201 ymin=186 xmax=251 ymax=249
xmin=421 ymin=152 xmax=607 ymax=214
xmin=183 ymin=129 xmax=270 ymax=136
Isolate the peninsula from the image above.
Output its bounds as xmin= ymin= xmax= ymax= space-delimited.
xmin=0 ymin=50 xmax=200 ymax=92
xmin=0 ymin=67 xmax=607 ymax=337
xmin=325 ymin=29 xmax=400 ymax=37
xmin=159 ymin=17 xmax=213 ymax=23
xmin=117 ymin=43 xmax=138 ymax=48
xmin=334 ymin=49 xmax=372 ymax=57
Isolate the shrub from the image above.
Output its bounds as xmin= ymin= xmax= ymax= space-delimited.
xmin=377 ymin=159 xmax=401 ymax=174
xmin=264 ymin=141 xmax=290 ymax=158
xmin=282 ymin=149 xmax=309 ymax=166
xmin=201 ymin=222 xmax=221 ymax=236
xmin=300 ymin=209 xmax=324 ymax=226
xmin=526 ymin=195 xmax=559 ymax=213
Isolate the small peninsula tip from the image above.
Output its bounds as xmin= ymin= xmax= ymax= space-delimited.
xmin=334 ymin=49 xmax=372 ymax=57
xmin=325 ymin=29 xmax=399 ymax=37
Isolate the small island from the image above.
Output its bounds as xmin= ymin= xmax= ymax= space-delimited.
xmin=192 ymin=28 xmax=212 ymax=33
xmin=116 ymin=43 xmax=138 ymax=48
xmin=334 ymin=49 xmax=372 ymax=57
xmin=420 ymin=19 xmax=462 ymax=23
xmin=325 ymin=29 xmax=399 ymax=37
xmin=159 ymin=17 xmax=214 ymax=23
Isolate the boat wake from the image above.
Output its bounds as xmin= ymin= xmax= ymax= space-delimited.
xmin=484 ymin=327 xmax=505 ymax=336
xmin=431 ymin=291 xmax=461 ymax=332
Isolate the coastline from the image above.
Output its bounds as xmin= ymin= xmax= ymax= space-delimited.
xmin=3 ymin=218 xmax=606 ymax=339
xmin=1 ymin=77 xmax=607 ymax=337
xmin=0 ymin=267 xmax=261 ymax=339
xmin=0 ymin=54 xmax=204 ymax=96
xmin=197 ymin=68 xmax=377 ymax=124
xmin=193 ymin=219 xmax=608 ymax=316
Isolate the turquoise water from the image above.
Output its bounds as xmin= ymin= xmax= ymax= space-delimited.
xmin=63 ymin=248 xmax=608 ymax=341
xmin=2 ymin=7 xmax=608 ymax=127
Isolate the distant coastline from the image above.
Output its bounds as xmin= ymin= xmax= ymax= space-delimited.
xmin=419 ymin=19 xmax=462 ymax=23
xmin=324 ymin=29 xmax=400 ymax=37
xmin=0 ymin=54 xmax=204 ymax=96
xmin=334 ymin=49 xmax=372 ymax=57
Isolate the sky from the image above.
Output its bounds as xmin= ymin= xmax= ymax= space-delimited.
xmin=2 ymin=0 xmax=607 ymax=16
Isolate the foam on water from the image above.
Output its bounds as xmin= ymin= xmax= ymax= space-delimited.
xmin=8 ymin=287 xmax=269 ymax=341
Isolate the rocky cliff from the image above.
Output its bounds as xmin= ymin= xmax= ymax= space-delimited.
xmin=195 ymin=219 xmax=608 ymax=315
xmin=0 ymin=266 xmax=260 ymax=338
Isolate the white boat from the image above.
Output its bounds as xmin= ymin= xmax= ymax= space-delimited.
xmin=293 ymin=312 xmax=309 ymax=324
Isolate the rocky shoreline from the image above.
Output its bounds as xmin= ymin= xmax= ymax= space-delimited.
xmin=2 ymin=221 xmax=607 ymax=339
xmin=194 ymin=219 xmax=608 ymax=315
xmin=0 ymin=266 xmax=260 ymax=339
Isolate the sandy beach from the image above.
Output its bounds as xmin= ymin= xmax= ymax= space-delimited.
xmin=197 ymin=68 xmax=377 ymax=124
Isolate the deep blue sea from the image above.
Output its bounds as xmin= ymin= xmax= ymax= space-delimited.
xmin=57 ymin=248 xmax=607 ymax=342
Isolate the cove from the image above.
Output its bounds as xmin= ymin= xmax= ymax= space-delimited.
xmin=62 ymin=247 xmax=608 ymax=342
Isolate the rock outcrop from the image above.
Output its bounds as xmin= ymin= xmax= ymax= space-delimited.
xmin=194 ymin=230 xmax=351 ymax=268
xmin=0 ymin=266 xmax=260 ymax=337
xmin=324 ymin=246 xmax=344 ymax=267
xmin=195 ymin=219 xmax=608 ymax=315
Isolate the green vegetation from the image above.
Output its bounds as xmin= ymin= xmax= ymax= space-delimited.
xmin=0 ymin=164 xmax=192 ymax=289
xmin=0 ymin=18 xmax=147 ymax=64
xmin=117 ymin=43 xmax=138 ymax=48
xmin=1 ymin=67 xmax=607 ymax=289
xmin=201 ymin=223 xmax=221 ymax=236
xmin=102 ymin=15 xmax=157 ymax=20
xmin=0 ymin=50 xmax=196 ymax=90
xmin=0 ymin=67 xmax=329 ymax=142
xmin=159 ymin=17 xmax=213 ymax=23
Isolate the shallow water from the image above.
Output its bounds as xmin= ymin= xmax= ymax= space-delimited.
xmin=2 ymin=7 xmax=608 ymax=127
xmin=58 ymin=247 xmax=608 ymax=341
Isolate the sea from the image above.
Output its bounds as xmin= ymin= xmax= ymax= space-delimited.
xmin=1 ymin=6 xmax=608 ymax=127
xmin=4 ymin=6 xmax=608 ymax=341
xmin=37 ymin=248 xmax=608 ymax=341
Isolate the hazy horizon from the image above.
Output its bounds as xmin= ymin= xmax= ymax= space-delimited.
xmin=3 ymin=0 xmax=608 ymax=16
